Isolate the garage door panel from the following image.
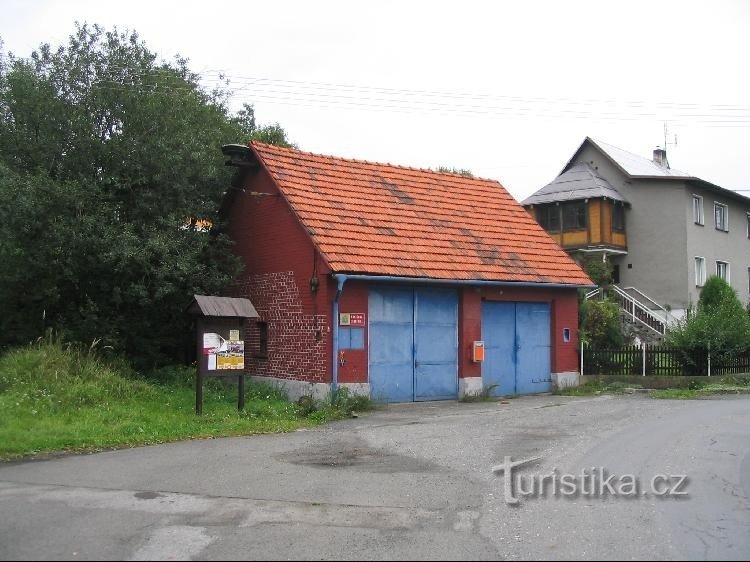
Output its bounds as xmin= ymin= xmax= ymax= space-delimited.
xmin=369 ymin=322 xmax=413 ymax=364
xmin=368 ymin=286 xmax=457 ymax=402
xmin=481 ymin=302 xmax=516 ymax=396
xmin=415 ymin=289 xmax=458 ymax=324
xmin=415 ymin=362 xmax=458 ymax=401
xmin=369 ymin=289 xmax=414 ymax=322
xmin=415 ymin=325 xmax=457 ymax=364
xmin=482 ymin=301 xmax=551 ymax=396
xmin=516 ymin=303 xmax=552 ymax=394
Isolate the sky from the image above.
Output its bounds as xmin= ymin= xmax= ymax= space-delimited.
xmin=2 ymin=0 xmax=750 ymax=201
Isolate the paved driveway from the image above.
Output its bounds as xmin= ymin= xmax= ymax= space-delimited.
xmin=1 ymin=394 xmax=749 ymax=560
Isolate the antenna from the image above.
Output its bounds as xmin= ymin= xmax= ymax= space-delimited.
xmin=663 ymin=122 xmax=678 ymax=150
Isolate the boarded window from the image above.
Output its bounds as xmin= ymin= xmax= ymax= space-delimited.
xmin=257 ymin=322 xmax=269 ymax=357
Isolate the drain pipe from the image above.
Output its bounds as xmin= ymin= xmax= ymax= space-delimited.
xmin=331 ymin=274 xmax=348 ymax=394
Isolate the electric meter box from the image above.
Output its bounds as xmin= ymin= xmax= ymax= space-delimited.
xmin=472 ymin=340 xmax=485 ymax=363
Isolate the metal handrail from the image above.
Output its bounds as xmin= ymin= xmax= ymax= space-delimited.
xmin=585 ymin=285 xmax=666 ymax=336
xmin=622 ymin=286 xmax=678 ymax=324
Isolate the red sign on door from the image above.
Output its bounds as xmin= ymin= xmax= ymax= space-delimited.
xmin=348 ymin=313 xmax=366 ymax=327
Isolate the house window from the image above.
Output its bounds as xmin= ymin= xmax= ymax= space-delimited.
xmin=695 ymin=257 xmax=706 ymax=287
xmin=338 ymin=327 xmax=365 ymax=350
xmin=257 ymin=322 xmax=269 ymax=357
xmin=536 ymin=205 xmax=561 ymax=232
xmin=716 ymin=261 xmax=730 ymax=283
xmin=562 ymin=201 xmax=587 ymax=231
xmin=714 ymin=203 xmax=729 ymax=232
xmin=692 ymin=195 xmax=704 ymax=225
xmin=612 ymin=203 xmax=625 ymax=232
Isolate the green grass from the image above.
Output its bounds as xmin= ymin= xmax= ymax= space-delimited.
xmin=0 ymin=339 xmax=373 ymax=460
xmin=555 ymin=380 xmax=642 ymax=396
xmin=651 ymin=383 xmax=750 ymax=399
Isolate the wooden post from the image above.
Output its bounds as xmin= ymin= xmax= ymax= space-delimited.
xmin=195 ymin=318 xmax=203 ymax=415
xmin=708 ymin=352 xmax=711 ymax=377
xmin=642 ymin=344 xmax=646 ymax=377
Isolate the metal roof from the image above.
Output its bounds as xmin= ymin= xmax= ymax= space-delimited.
xmin=522 ymin=162 xmax=627 ymax=206
xmin=188 ymin=295 xmax=260 ymax=318
xmin=587 ymin=138 xmax=691 ymax=178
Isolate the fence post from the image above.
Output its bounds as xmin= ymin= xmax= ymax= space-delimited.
xmin=580 ymin=339 xmax=584 ymax=376
xmin=707 ymin=352 xmax=711 ymax=377
xmin=642 ymin=344 xmax=646 ymax=376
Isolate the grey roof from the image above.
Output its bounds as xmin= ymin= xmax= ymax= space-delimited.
xmin=522 ymin=162 xmax=627 ymax=206
xmin=586 ymin=138 xmax=691 ymax=178
xmin=188 ymin=295 xmax=260 ymax=318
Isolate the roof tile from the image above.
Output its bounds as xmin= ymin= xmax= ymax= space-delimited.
xmin=250 ymin=142 xmax=592 ymax=285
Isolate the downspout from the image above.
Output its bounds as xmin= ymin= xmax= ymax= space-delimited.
xmin=331 ymin=274 xmax=348 ymax=394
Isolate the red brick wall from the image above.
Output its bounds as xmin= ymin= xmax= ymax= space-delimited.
xmin=458 ymin=286 xmax=580 ymax=378
xmin=228 ymin=167 xmax=332 ymax=384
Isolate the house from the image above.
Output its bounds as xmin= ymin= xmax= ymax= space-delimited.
xmin=221 ymin=141 xmax=592 ymax=402
xmin=523 ymin=137 xmax=750 ymax=328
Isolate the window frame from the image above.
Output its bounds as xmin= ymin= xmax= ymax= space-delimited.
xmin=536 ymin=204 xmax=561 ymax=233
xmin=694 ymin=256 xmax=706 ymax=287
xmin=692 ymin=194 xmax=704 ymax=226
xmin=714 ymin=202 xmax=729 ymax=232
xmin=612 ymin=203 xmax=626 ymax=232
xmin=716 ymin=260 xmax=730 ymax=283
xmin=561 ymin=201 xmax=587 ymax=232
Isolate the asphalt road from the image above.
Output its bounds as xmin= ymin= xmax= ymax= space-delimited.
xmin=1 ymin=394 xmax=748 ymax=560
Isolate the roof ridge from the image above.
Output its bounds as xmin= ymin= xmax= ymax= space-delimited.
xmin=249 ymin=140 xmax=501 ymax=183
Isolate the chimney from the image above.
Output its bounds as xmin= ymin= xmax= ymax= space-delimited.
xmin=653 ymin=147 xmax=669 ymax=168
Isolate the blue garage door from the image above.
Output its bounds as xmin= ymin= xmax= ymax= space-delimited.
xmin=369 ymin=287 xmax=458 ymax=402
xmin=481 ymin=301 xmax=551 ymax=396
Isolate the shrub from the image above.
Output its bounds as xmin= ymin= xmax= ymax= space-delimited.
xmin=580 ymin=297 xmax=624 ymax=348
xmin=668 ymin=276 xmax=750 ymax=365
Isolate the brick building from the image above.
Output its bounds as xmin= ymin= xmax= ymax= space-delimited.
xmin=222 ymin=142 xmax=592 ymax=402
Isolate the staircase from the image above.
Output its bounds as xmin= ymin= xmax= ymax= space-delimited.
xmin=585 ymin=285 xmax=677 ymax=340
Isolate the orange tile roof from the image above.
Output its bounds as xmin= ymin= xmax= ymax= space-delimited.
xmin=250 ymin=141 xmax=592 ymax=285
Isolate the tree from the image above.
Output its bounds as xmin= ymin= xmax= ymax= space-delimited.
xmin=667 ymin=276 xmax=750 ymax=368
xmin=0 ymin=24 xmax=293 ymax=367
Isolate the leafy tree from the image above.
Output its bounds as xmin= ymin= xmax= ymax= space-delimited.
xmin=0 ymin=24 xmax=293 ymax=367
xmin=667 ymin=276 xmax=750 ymax=368
xmin=580 ymin=255 xmax=613 ymax=287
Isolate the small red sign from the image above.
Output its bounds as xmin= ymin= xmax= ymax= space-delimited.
xmin=349 ymin=313 xmax=366 ymax=327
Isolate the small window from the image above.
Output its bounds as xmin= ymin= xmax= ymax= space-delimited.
xmin=717 ymin=261 xmax=730 ymax=283
xmin=692 ymin=195 xmax=704 ymax=225
xmin=695 ymin=257 xmax=706 ymax=287
xmin=339 ymin=327 xmax=365 ymax=350
xmin=257 ymin=322 xmax=269 ymax=357
xmin=715 ymin=203 xmax=729 ymax=232
xmin=562 ymin=328 xmax=571 ymax=343
xmin=562 ymin=201 xmax=587 ymax=231
xmin=612 ymin=203 xmax=625 ymax=232
xmin=536 ymin=205 xmax=561 ymax=232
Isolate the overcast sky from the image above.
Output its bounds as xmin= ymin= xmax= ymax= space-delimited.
xmin=2 ymin=0 xmax=749 ymax=200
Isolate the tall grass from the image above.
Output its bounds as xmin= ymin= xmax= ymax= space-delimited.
xmin=0 ymin=338 xmax=320 ymax=459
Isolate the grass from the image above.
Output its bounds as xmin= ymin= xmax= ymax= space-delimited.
xmin=459 ymin=384 xmax=499 ymax=403
xmin=556 ymin=375 xmax=750 ymax=399
xmin=555 ymin=380 xmax=642 ymax=396
xmin=651 ymin=381 xmax=750 ymax=399
xmin=0 ymin=338 xmax=374 ymax=460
